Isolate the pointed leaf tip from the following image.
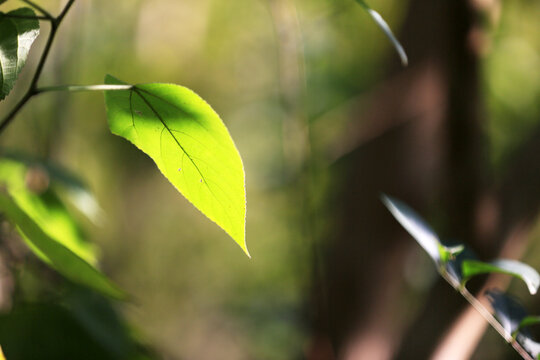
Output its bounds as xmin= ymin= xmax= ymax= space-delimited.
xmin=354 ymin=0 xmax=408 ymax=66
xmin=381 ymin=194 xmax=441 ymax=263
xmin=104 ymin=75 xmax=248 ymax=256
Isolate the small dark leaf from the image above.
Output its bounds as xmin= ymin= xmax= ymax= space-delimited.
xmin=0 ymin=7 xmax=40 ymax=100
xmin=516 ymin=333 xmax=540 ymax=359
xmin=485 ymin=289 xmax=527 ymax=336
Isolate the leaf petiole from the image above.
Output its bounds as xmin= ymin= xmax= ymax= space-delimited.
xmin=35 ymin=84 xmax=134 ymax=93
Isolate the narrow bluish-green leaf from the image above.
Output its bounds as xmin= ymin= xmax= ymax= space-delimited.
xmin=382 ymin=195 xmax=442 ymax=263
xmin=0 ymin=192 xmax=124 ymax=299
xmin=104 ymin=75 xmax=248 ymax=256
xmin=354 ymin=0 xmax=408 ymax=66
xmin=0 ymin=7 xmax=40 ymax=100
xmin=462 ymin=259 xmax=540 ymax=294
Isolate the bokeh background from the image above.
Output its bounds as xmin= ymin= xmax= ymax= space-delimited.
xmin=0 ymin=0 xmax=539 ymax=359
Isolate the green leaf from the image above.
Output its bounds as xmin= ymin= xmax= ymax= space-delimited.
xmin=0 ymin=151 xmax=105 ymax=224
xmin=0 ymin=159 xmax=97 ymax=264
xmin=0 ymin=7 xmax=40 ymax=100
xmin=518 ymin=316 xmax=540 ymax=333
xmin=0 ymin=192 xmax=124 ymax=299
xmin=104 ymin=75 xmax=248 ymax=256
xmin=462 ymin=259 xmax=540 ymax=294
xmin=354 ymin=0 xmax=408 ymax=66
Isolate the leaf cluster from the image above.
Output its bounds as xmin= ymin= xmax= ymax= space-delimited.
xmin=383 ymin=195 xmax=540 ymax=359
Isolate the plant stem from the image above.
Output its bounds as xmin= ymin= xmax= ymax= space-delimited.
xmin=20 ymin=0 xmax=55 ymax=21
xmin=0 ymin=0 xmax=76 ymax=135
xmin=35 ymin=84 xmax=133 ymax=93
xmin=440 ymin=270 xmax=534 ymax=360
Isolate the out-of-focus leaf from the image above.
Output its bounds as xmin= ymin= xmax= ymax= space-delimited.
xmin=0 ymin=345 xmax=5 ymax=360
xmin=0 ymin=1 xmax=8 ymax=6
xmin=63 ymin=289 xmax=134 ymax=358
xmin=104 ymin=75 xmax=248 ymax=256
xmin=382 ymin=195 xmax=463 ymax=267
xmin=0 ymin=7 xmax=40 ymax=100
xmin=486 ymin=289 xmax=527 ymax=337
xmin=462 ymin=259 xmax=540 ymax=294
xmin=0 ymin=303 xmax=120 ymax=360
xmin=517 ymin=316 xmax=540 ymax=334
xmin=382 ymin=195 xmax=441 ymax=263
xmin=0 ymin=151 xmax=104 ymax=224
xmin=516 ymin=333 xmax=540 ymax=359
xmin=0 ymin=159 xmax=96 ymax=263
xmin=0 ymin=193 xmax=124 ymax=299
xmin=354 ymin=0 xmax=408 ymax=66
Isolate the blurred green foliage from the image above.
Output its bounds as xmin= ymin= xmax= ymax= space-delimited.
xmin=0 ymin=0 xmax=538 ymax=359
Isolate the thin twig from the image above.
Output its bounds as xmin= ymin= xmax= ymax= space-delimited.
xmin=439 ymin=270 xmax=534 ymax=360
xmin=0 ymin=0 xmax=76 ymax=135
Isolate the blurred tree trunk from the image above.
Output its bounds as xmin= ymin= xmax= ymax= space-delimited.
xmin=306 ymin=0 xmax=488 ymax=358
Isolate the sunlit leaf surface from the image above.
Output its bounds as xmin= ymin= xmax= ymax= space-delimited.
xmin=104 ymin=75 xmax=248 ymax=256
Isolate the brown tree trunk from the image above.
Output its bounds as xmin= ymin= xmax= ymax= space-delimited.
xmin=306 ymin=0 xmax=488 ymax=358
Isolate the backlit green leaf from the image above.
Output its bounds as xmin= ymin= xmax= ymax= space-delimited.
xmin=0 ymin=193 xmax=124 ymax=299
xmin=104 ymin=75 xmax=248 ymax=256
xmin=0 ymin=7 xmax=40 ymax=100
xmin=354 ymin=0 xmax=408 ymax=66
xmin=462 ymin=259 xmax=540 ymax=294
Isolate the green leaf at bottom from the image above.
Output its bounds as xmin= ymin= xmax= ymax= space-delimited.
xmin=0 ymin=193 xmax=124 ymax=299
xmin=104 ymin=75 xmax=248 ymax=256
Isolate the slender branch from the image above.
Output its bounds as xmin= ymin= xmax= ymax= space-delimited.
xmin=20 ymin=0 xmax=54 ymax=21
xmin=35 ymin=84 xmax=134 ymax=93
xmin=439 ymin=270 xmax=534 ymax=360
xmin=0 ymin=0 xmax=77 ymax=135
xmin=55 ymin=0 xmax=76 ymax=24
xmin=0 ymin=93 xmax=34 ymax=134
